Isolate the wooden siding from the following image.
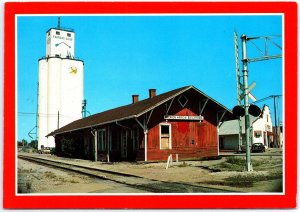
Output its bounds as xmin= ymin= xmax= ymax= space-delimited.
xmin=146 ymin=93 xmax=219 ymax=161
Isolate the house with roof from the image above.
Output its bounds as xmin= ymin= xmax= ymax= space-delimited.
xmin=219 ymin=105 xmax=273 ymax=150
xmin=48 ymin=85 xmax=234 ymax=162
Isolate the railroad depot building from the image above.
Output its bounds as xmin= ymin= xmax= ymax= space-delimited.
xmin=48 ymin=85 xmax=234 ymax=162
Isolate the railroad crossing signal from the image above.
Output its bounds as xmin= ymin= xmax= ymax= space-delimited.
xmin=239 ymin=81 xmax=257 ymax=102
xmin=232 ymin=104 xmax=261 ymax=117
xmin=234 ymin=32 xmax=282 ymax=172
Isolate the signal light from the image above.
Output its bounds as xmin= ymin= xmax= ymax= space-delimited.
xmin=232 ymin=104 xmax=261 ymax=117
xmin=232 ymin=105 xmax=245 ymax=117
xmin=248 ymin=104 xmax=261 ymax=117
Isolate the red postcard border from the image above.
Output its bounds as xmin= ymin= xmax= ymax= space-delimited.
xmin=4 ymin=1 xmax=298 ymax=209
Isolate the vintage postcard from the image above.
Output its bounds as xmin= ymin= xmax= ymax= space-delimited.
xmin=3 ymin=1 xmax=297 ymax=209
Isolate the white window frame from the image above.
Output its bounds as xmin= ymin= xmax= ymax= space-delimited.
xmin=159 ymin=123 xmax=172 ymax=150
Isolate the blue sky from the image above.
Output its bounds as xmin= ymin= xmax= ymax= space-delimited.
xmin=17 ymin=15 xmax=283 ymax=141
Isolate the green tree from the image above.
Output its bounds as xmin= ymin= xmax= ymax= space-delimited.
xmin=21 ymin=139 xmax=28 ymax=147
xmin=29 ymin=140 xmax=38 ymax=149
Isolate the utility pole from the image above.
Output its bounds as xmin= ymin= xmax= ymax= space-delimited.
xmin=82 ymin=99 xmax=87 ymax=118
xmin=241 ymin=34 xmax=253 ymax=171
xmin=276 ymin=97 xmax=281 ymax=147
xmin=36 ymin=82 xmax=39 ymax=142
xmin=272 ymin=95 xmax=281 ymax=147
xmin=273 ymin=96 xmax=278 ymax=147
xmin=57 ymin=111 xmax=60 ymax=129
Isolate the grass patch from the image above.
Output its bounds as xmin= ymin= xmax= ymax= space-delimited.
xmin=225 ymin=157 xmax=245 ymax=165
xmin=19 ymin=168 xmax=35 ymax=173
xmin=204 ymin=170 xmax=282 ymax=188
xmin=201 ymin=156 xmax=222 ymax=161
xmin=57 ymin=176 xmax=68 ymax=183
xmin=201 ymin=155 xmax=283 ymax=190
xmin=70 ymin=179 xmax=79 ymax=183
xmin=225 ymin=174 xmax=265 ymax=187
xmin=177 ymin=161 xmax=190 ymax=167
xmin=26 ymin=181 xmax=32 ymax=191
xmin=211 ymin=156 xmax=283 ymax=172
xmin=225 ymin=170 xmax=282 ymax=187
xmin=44 ymin=171 xmax=57 ymax=179
xmin=203 ymin=163 xmax=283 ymax=188
xmin=252 ymin=157 xmax=283 ymax=170
xmin=213 ymin=156 xmax=245 ymax=171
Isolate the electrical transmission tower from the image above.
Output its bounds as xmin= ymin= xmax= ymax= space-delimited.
xmin=234 ymin=32 xmax=282 ymax=171
xmin=28 ymin=82 xmax=39 ymax=145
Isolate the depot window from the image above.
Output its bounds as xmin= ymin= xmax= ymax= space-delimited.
xmin=67 ymin=33 xmax=71 ymax=37
xmin=160 ymin=123 xmax=172 ymax=150
xmin=56 ymin=31 xmax=60 ymax=35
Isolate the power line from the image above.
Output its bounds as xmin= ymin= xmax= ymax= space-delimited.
xmin=18 ymin=112 xmax=79 ymax=119
xmin=252 ymin=95 xmax=282 ymax=104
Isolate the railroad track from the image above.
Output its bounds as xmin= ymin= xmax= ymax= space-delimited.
xmin=18 ymin=155 xmax=237 ymax=193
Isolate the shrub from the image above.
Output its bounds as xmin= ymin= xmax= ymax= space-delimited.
xmin=201 ymin=156 xmax=222 ymax=161
xmin=225 ymin=156 xmax=245 ymax=165
xmin=44 ymin=171 xmax=56 ymax=179
xmin=26 ymin=182 xmax=32 ymax=191
xmin=178 ymin=161 xmax=189 ymax=167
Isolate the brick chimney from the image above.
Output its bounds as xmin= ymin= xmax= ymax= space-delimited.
xmin=149 ymin=89 xmax=156 ymax=98
xmin=132 ymin=95 xmax=139 ymax=104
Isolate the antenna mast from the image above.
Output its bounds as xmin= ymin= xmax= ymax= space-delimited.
xmin=234 ymin=31 xmax=243 ymax=152
xmin=57 ymin=17 xmax=61 ymax=29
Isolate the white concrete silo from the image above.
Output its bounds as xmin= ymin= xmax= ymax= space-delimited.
xmin=37 ymin=22 xmax=84 ymax=150
xmin=38 ymin=59 xmax=48 ymax=149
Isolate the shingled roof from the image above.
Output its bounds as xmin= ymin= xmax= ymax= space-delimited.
xmin=48 ymin=85 xmax=233 ymax=136
xmin=219 ymin=116 xmax=258 ymax=135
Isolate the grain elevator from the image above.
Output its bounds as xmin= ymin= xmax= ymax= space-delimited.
xmin=38 ymin=20 xmax=84 ymax=149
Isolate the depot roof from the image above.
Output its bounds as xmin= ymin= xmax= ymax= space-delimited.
xmin=48 ymin=85 xmax=234 ymax=136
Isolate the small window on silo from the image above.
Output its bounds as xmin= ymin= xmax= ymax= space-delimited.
xmin=56 ymin=31 xmax=60 ymax=35
xmin=67 ymin=33 xmax=71 ymax=37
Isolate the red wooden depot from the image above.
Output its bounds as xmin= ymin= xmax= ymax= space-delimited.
xmin=50 ymin=85 xmax=234 ymax=162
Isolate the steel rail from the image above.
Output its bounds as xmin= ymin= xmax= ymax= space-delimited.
xmin=18 ymin=155 xmax=237 ymax=193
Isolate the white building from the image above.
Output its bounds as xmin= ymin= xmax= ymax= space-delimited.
xmin=219 ymin=105 xmax=273 ymax=150
xmin=38 ymin=21 xmax=84 ymax=149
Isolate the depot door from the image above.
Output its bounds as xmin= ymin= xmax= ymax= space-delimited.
xmin=121 ymin=129 xmax=129 ymax=159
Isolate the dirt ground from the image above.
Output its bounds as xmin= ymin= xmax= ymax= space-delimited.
xmin=18 ymin=158 xmax=149 ymax=193
xmin=17 ymin=150 xmax=283 ymax=193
